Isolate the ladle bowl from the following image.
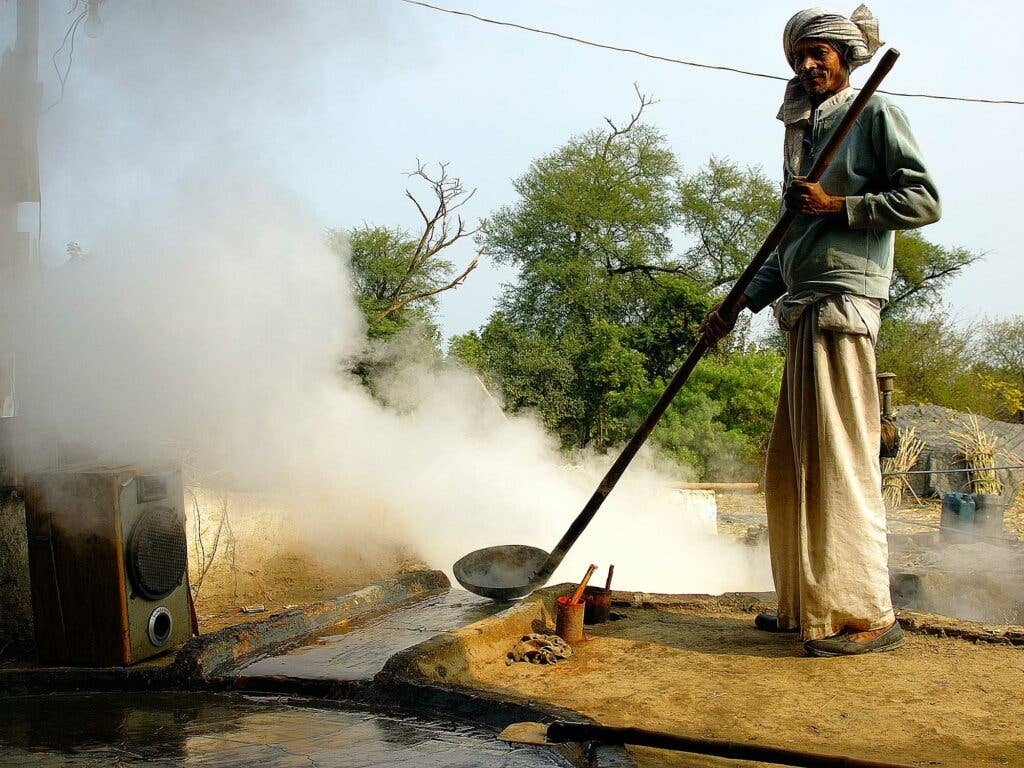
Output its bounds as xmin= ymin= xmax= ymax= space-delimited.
xmin=453 ymin=544 xmax=550 ymax=601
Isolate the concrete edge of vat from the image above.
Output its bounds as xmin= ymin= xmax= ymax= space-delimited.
xmin=0 ymin=569 xmax=451 ymax=694
xmin=369 ymin=678 xmax=635 ymax=768
xmin=372 ymin=582 xmax=633 ymax=768
xmin=378 ymin=582 xmax=570 ymax=684
xmin=895 ymin=609 xmax=1024 ymax=645
xmin=173 ymin=569 xmax=451 ymax=681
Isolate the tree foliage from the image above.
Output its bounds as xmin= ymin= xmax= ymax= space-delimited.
xmin=887 ymin=231 xmax=981 ymax=317
xmin=608 ymin=350 xmax=784 ymax=480
xmin=456 ymin=91 xmax=715 ymax=450
xmin=329 ymin=225 xmax=439 ymax=341
xmin=977 ymin=316 xmax=1024 ymax=422
xmin=980 ymin=317 xmax=1024 ymax=385
xmin=875 ymin=311 xmax=1023 ymax=422
xmin=676 ymin=157 xmax=779 ymax=290
xmin=484 ymin=93 xmax=684 ymax=310
xmin=451 ymin=92 xmax=787 ymax=476
xmin=876 ymin=312 xmax=981 ymax=411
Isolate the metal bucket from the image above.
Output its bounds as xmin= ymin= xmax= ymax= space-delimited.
xmin=582 ymin=586 xmax=611 ymax=625
xmin=555 ymin=596 xmax=585 ymax=643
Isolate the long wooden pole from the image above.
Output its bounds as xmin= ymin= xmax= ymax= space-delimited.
xmin=534 ymin=49 xmax=901 ymax=583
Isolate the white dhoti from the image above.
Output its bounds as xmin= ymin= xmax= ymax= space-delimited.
xmin=765 ymin=295 xmax=895 ymax=641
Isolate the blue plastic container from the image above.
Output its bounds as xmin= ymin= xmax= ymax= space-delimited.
xmin=941 ymin=491 xmax=975 ymax=530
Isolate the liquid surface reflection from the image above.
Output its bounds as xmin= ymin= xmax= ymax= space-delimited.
xmin=0 ymin=691 xmax=570 ymax=767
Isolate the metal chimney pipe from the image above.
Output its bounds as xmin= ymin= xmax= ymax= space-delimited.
xmin=877 ymin=372 xmax=896 ymax=419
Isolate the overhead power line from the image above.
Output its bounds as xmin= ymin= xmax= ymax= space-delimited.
xmin=402 ymin=0 xmax=1024 ymax=107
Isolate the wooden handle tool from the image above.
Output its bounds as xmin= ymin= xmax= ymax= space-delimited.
xmin=569 ymin=564 xmax=597 ymax=605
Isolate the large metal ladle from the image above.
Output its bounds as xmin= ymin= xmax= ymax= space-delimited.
xmin=455 ymin=49 xmax=901 ymax=601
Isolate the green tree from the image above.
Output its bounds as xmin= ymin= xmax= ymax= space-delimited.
xmin=454 ymin=315 xmax=582 ymax=439
xmin=875 ymin=310 xmax=1002 ymax=416
xmin=977 ymin=316 xmax=1024 ymax=421
xmin=456 ymin=89 xmax=713 ymax=449
xmin=609 ymin=349 xmax=784 ymax=479
xmin=329 ymin=225 xmax=439 ymax=341
xmin=452 ymin=94 xmax=794 ymax=472
xmin=980 ymin=316 xmax=1024 ymax=384
xmin=483 ymin=91 xmax=678 ymax=284
xmin=676 ymin=157 xmax=779 ymax=290
xmin=452 ymin=90 xmax=985 ymax=476
xmin=886 ymin=231 xmax=981 ymax=317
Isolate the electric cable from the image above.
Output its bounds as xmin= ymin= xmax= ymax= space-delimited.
xmin=43 ymin=4 xmax=88 ymax=113
xmin=883 ymin=465 xmax=1024 ymax=477
xmin=402 ymin=0 xmax=1024 ymax=107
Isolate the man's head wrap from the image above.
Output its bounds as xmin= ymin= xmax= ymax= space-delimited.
xmin=778 ymin=5 xmax=883 ymax=128
xmin=783 ymin=5 xmax=882 ymax=73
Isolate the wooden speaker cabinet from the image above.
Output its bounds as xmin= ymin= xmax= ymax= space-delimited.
xmin=24 ymin=466 xmax=192 ymax=666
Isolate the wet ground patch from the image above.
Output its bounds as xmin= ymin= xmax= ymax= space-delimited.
xmin=237 ymin=589 xmax=503 ymax=681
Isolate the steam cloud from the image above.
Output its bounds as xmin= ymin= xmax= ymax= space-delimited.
xmin=5 ymin=2 xmax=770 ymax=594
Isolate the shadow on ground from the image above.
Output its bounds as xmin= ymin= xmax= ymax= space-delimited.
xmin=590 ymin=611 xmax=804 ymax=659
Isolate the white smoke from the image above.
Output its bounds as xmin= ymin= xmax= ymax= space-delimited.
xmin=9 ymin=164 xmax=769 ymax=593
xmin=5 ymin=1 xmax=770 ymax=595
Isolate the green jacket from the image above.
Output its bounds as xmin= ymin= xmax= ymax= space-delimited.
xmin=744 ymin=90 xmax=941 ymax=312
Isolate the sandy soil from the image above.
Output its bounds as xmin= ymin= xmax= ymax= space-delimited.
xmin=457 ymin=601 xmax=1024 ymax=767
xmin=185 ymin=488 xmax=421 ymax=632
xmin=191 ymin=548 xmax=414 ymax=633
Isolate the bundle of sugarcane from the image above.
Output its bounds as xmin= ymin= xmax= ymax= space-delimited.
xmin=951 ymin=415 xmax=1002 ymax=496
xmin=882 ymin=426 xmax=924 ymax=509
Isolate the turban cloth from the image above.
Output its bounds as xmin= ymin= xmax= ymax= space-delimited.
xmin=777 ymin=4 xmax=883 ymax=171
xmin=783 ymin=4 xmax=883 ymax=73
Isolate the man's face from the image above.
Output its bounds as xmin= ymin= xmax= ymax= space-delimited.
xmin=791 ymin=38 xmax=850 ymax=102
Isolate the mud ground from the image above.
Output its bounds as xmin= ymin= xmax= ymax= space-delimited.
xmin=185 ymin=488 xmax=424 ymax=632
xmin=448 ymin=598 xmax=1024 ymax=767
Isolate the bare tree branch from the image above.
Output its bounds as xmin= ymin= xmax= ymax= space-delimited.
xmin=601 ymin=83 xmax=656 ymax=159
xmin=886 ymin=263 xmax=967 ymax=313
xmin=606 ymin=262 xmax=701 ymax=279
xmin=387 ymin=160 xmax=479 ymax=310
xmin=382 ymin=252 xmax=480 ymax=317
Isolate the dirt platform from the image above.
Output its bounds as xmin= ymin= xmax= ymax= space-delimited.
xmin=394 ymin=590 xmax=1024 ymax=767
xmin=184 ymin=488 xmax=426 ymax=632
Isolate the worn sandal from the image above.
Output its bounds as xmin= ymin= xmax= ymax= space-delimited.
xmin=804 ymin=622 xmax=905 ymax=657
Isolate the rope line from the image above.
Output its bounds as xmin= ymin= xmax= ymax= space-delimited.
xmin=402 ymin=0 xmax=1024 ymax=107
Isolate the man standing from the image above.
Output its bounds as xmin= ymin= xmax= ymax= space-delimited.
xmin=702 ymin=5 xmax=940 ymax=656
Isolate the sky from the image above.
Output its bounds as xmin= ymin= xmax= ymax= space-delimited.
xmin=6 ymin=0 xmax=1023 ymax=339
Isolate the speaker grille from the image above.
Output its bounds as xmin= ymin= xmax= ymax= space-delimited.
xmin=127 ymin=507 xmax=187 ymax=600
